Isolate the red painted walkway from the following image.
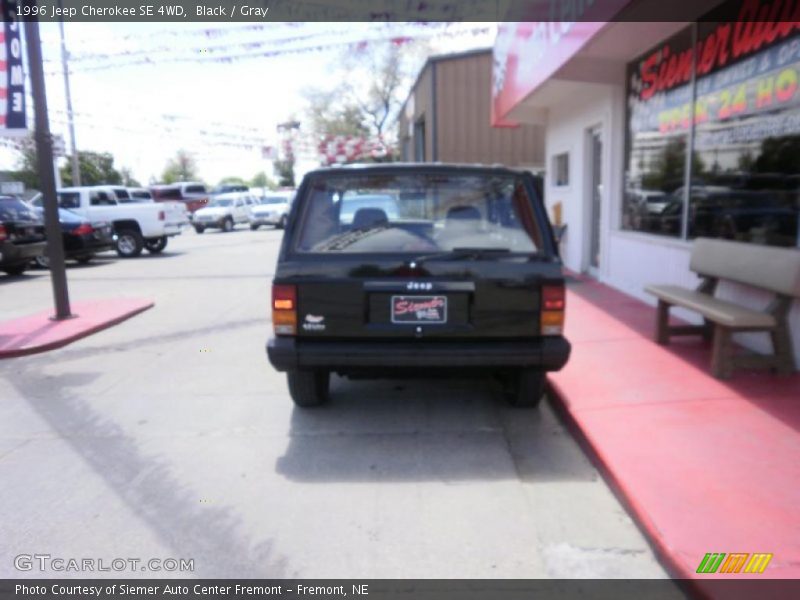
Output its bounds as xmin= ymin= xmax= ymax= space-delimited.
xmin=550 ymin=278 xmax=800 ymax=586
xmin=0 ymin=298 xmax=154 ymax=358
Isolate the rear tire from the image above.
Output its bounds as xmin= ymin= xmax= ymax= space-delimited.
xmin=287 ymin=369 xmax=330 ymax=407
xmin=145 ymin=236 xmax=168 ymax=253
xmin=506 ymin=369 xmax=545 ymax=408
xmin=194 ymin=225 xmax=205 ymax=234
xmin=76 ymin=255 xmax=93 ymax=265
xmin=277 ymin=215 xmax=288 ymax=229
xmin=250 ymin=223 xmax=259 ymax=231
xmin=115 ymin=229 xmax=144 ymax=258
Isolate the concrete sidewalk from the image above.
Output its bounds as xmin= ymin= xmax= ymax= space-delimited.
xmin=0 ymin=298 xmax=154 ymax=358
xmin=550 ymin=277 xmax=800 ymax=585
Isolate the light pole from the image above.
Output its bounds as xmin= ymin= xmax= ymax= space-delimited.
xmin=58 ymin=0 xmax=80 ymax=186
xmin=26 ymin=17 xmax=72 ymax=319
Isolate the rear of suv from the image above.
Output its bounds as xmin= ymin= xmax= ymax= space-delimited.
xmin=266 ymin=164 xmax=571 ymax=408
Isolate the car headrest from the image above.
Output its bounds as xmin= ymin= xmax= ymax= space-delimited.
xmin=352 ymin=207 xmax=389 ymax=230
xmin=446 ymin=205 xmax=481 ymax=222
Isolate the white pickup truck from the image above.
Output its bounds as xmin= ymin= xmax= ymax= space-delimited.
xmin=30 ymin=186 xmax=189 ymax=257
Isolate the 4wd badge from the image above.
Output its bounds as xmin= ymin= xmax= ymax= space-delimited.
xmin=302 ymin=314 xmax=326 ymax=331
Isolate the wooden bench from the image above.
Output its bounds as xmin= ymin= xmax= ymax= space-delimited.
xmin=645 ymin=238 xmax=800 ymax=379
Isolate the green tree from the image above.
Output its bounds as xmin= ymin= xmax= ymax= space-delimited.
xmin=12 ymin=134 xmax=40 ymax=190
xmin=119 ymin=167 xmax=140 ymax=187
xmin=251 ymin=171 xmax=276 ymax=189
xmin=305 ymin=88 xmax=371 ymax=138
xmin=301 ymin=42 xmax=420 ymax=164
xmin=161 ymin=150 xmax=199 ymax=184
xmin=273 ymin=159 xmax=295 ymax=188
xmin=753 ymin=135 xmax=800 ymax=173
xmin=641 ymin=138 xmax=705 ymax=192
xmin=60 ymin=151 xmax=124 ymax=186
xmin=217 ymin=176 xmax=247 ymax=186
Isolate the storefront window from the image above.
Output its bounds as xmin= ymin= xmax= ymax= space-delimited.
xmin=623 ymin=6 xmax=800 ymax=247
xmin=623 ymin=27 xmax=693 ymax=238
xmin=689 ymin=19 xmax=800 ymax=247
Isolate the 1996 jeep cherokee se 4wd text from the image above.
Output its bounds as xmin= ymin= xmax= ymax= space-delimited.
xmin=266 ymin=164 xmax=571 ymax=408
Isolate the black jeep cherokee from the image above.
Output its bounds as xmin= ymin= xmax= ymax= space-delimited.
xmin=267 ymin=164 xmax=571 ymax=408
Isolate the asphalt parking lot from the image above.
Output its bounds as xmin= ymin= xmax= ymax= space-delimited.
xmin=0 ymin=227 xmax=668 ymax=579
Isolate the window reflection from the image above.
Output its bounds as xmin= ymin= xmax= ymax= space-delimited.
xmin=622 ymin=10 xmax=800 ymax=248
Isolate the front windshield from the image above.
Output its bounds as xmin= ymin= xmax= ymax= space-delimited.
xmin=211 ymin=199 xmax=234 ymax=207
xmin=295 ymin=173 xmax=543 ymax=254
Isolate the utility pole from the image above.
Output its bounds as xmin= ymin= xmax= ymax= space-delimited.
xmin=58 ymin=0 xmax=80 ymax=186
xmin=25 ymin=17 xmax=72 ymax=320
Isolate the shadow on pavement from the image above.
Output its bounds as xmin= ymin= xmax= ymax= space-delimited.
xmin=275 ymin=375 xmax=602 ymax=485
xmin=5 ymin=364 xmax=287 ymax=578
xmin=0 ymin=272 xmax=48 ymax=286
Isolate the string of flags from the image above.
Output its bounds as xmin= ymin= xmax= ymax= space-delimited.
xmin=43 ymin=25 xmax=493 ymax=74
xmin=317 ymin=135 xmax=395 ymax=165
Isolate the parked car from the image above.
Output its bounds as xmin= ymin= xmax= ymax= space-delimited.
xmin=127 ymin=187 xmax=155 ymax=202
xmin=150 ymin=182 xmax=210 ymax=217
xmin=266 ymin=164 xmax=571 ymax=408
xmin=0 ymin=195 xmax=46 ymax=276
xmin=29 ymin=187 xmax=188 ymax=257
xmin=31 ymin=206 xmax=114 ymax=268
xmin=249 ymin=191 xmax=294 ymax=229
xmin=192 ymin=192 xmax=252 ymax=233
xmin=211 ymin=183 xmax=249 ymax=195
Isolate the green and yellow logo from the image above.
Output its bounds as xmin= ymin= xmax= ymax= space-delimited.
xmin=696 ymin=552 xmax=773 ymax=574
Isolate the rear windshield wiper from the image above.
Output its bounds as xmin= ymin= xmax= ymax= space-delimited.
xmin=412 ymin=247 xmax=513 ymax=264
xmin=312 ymin=225 xmax=388 ymax=251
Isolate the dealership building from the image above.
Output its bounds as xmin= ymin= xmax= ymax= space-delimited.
xmin=492 ymin=0 xmax=800 ymax=366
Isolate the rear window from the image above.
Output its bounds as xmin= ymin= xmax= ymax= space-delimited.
xmin=184 ymin=185 xmax=207 ymax=194
xmin=112 ymin=188 xmax=131 ymax=200
xmin=130 ymin=190 xmax=153 ymax=200
xmin=151 ymin=187 xmax=181 ymax=200
xmin=0 ymin=197 xmax=41 ymax=222
xmin=294 ymin=172 xmax=544 ymax=254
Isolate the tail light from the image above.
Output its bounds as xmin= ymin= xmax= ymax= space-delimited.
xmin=158 ymin=210 xmax=166 ymax=221
xmin=272 ymin=284 xmax=297 ymax=336
xmin=0 ymin=224 xmax=6 ymax=242
xmin=72 ymin=223 xmax=93 ymax=236
xmin=541 ymin=284 xmax=565 ymax=335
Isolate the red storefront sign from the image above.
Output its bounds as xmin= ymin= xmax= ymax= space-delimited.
xmin=491 ymin=0 xmax=632 ymax=126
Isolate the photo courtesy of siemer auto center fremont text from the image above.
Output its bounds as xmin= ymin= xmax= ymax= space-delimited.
xmin=0 ymin=1 xmax=799 ymax=599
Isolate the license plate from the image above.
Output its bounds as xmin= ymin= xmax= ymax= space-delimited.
xmin=391 ymin=295 xmax=447 ymax=324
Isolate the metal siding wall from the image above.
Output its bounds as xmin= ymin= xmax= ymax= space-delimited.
xmin=399 ymin=67 xmax=434 ymax=162
xmin=434 ymin=53 xmax=544 ymax=167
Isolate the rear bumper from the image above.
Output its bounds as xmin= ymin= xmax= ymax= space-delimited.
xmin=267 ymin=336 xmax=571 ymax=372
xmin=0 ymin=240 xmax=46 ymax=266
xmin=64 ymin=239 xmax=114 ymax=257
xmin=251 ymin=213 xmax=281 ymax=225
xmin=163 ymin=223 xmax=185 ymax=236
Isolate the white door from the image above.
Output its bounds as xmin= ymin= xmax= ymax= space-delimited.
xmin=587 ymin=127 xmax=603 ymax=277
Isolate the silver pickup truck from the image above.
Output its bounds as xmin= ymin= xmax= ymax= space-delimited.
xmin=30 ymin=185 xmax=189 ymax=257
